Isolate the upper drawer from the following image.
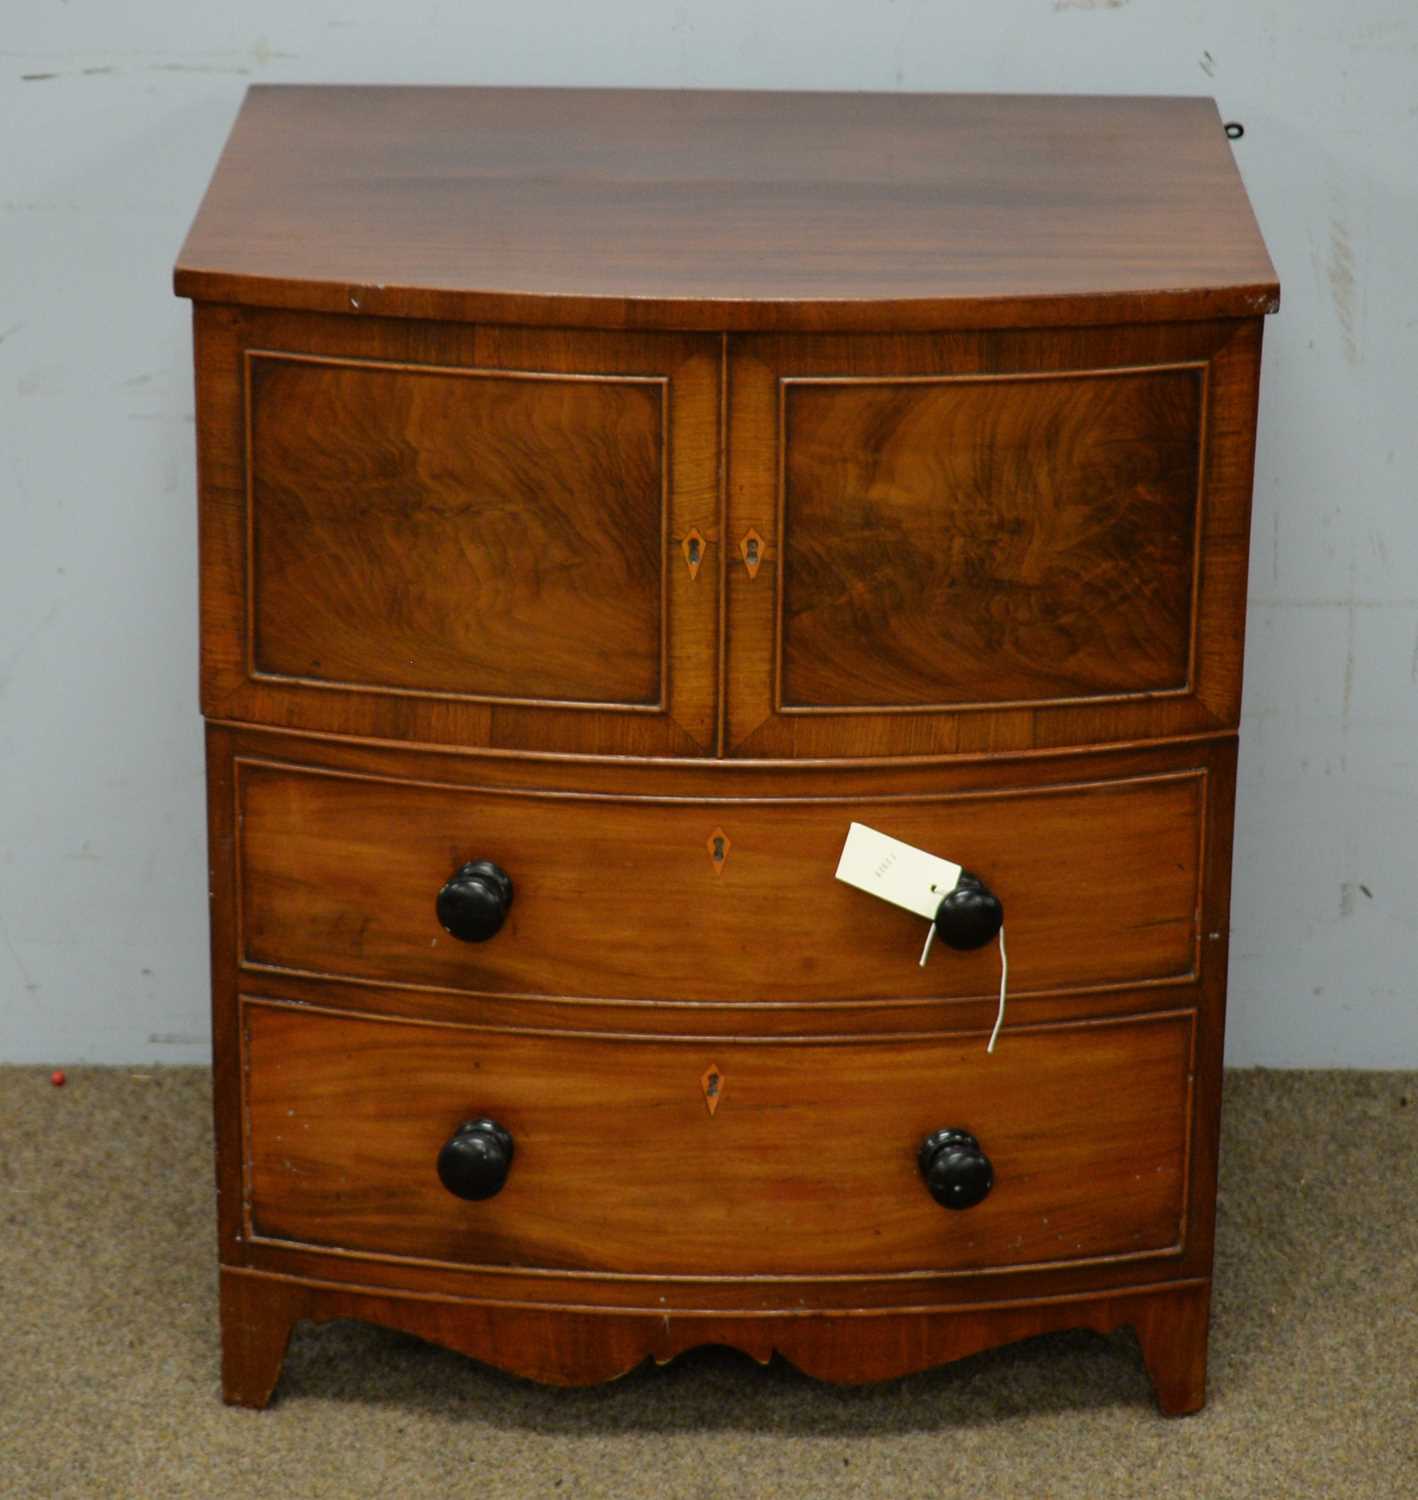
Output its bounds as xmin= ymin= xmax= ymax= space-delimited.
xmin=194 ymin=309 xmax=720 ymax=755
xmin=725 ymin=320 xmax=1264 ymax=758
xmin=235 ymin=753 xmax=1207 ymax=1012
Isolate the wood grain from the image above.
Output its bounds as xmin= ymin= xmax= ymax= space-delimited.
xmin=242 ymin=999 xmax=1191 ymax=1278
xmin=194 ymin=310 xmax=1264 ymax=765
xmin=1134 ymin=1280 xmax=1212 ymax=1416
xmin=209 ymin=723 xmax=1238 ymax=1047
xmin=247 ymin=351 xmax=666 ymax=707
xmin=175 ymin=87 xmax=1278 ymax=333
xmin=195 ymin=308 xmax=721 ymax=755
xmin=235 ymin=756 xmax=1204 ymax=1004
xmin=778 ymin=366 xmax=1202 ymax=709
xmin=219 ymin=1266 xmax=1212 ymax=1412
xmin=726 ymin=319 xmax=1264 ymax=758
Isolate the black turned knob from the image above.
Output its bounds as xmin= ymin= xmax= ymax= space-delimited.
xmin=436 ymin=860 xmax=513 ymax=943
xmin=437 ymin=1118 xmax=515 ymax=1201
xmin=918 ymin=1128 xmax=993 ymax=1210
xmin=933 ymin=870 xmax=1003 ymax=951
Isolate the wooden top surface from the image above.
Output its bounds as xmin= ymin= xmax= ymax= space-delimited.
xmin=174 ymin=86 xmax=1279 ymax=332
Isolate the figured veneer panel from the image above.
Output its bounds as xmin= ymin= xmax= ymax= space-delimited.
xmin=725 ymin=319 xmax=1264 ymax=759
xmin=247 ymin=352 xmax=665 ymax=707
xmin=242 ymin=1000 xmax=1193 ymax=1277
xmin=235 ymin=758 xmax=1204 ymax=1003
xmin=779 ymin=366 xmax=1203 ymax=710
xmin=194 ymin=310 xmax=721 ymax=757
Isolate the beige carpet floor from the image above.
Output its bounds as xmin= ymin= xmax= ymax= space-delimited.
xmin=1 ymin=1066 xmax=1415 ymax=1499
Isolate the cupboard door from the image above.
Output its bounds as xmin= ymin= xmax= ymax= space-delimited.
xmin=725 ymin=322 xmax=1262 ymax=759
xmin=196 ymin=310 xmax=721 ymax=756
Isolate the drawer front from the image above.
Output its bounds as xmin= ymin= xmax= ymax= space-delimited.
xmin=196 ymin=309 xmax=720 ymax=755
xmin=237 ymin=757 xmax=1204 ymax=1004
xmin=725 ymin=320 xmax=1262 ymax=758
xmin=243 ymin=1000 xmax=1193 ymax=1277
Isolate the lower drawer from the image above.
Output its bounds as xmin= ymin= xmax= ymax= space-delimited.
xmin=242 ymin=1000 xmax=1193 ymax=1279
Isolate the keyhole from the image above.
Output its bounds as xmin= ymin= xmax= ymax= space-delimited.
xmin=705 ymin=1073 xmax=720 ymax=1097
xmin=688 ymin=537 xmax=700 ymax=565
xmin=706 ymin=826 xmax=731 ymax=873
xmin=746 ymin=539 xmax=759 ymax=566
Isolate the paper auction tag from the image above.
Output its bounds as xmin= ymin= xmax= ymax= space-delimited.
xmin=834 ymin=823 xmax=962 ymax=921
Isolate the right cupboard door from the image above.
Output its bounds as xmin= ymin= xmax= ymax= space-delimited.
xmin=723 ymin=321 xmax=1264 ymax=759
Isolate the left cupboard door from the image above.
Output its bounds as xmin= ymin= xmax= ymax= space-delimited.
xmin=193 ymin=309 xmax=723 ymax=756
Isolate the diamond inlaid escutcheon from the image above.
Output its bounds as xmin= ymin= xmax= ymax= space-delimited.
xmin=739 ymin=528 xmax=764 ymax=579
xmin=707 ymin=827 xmax=730 ymax=875
xmin=681 ymin=528 xmax=706 ymax=580
xmin=701 ymin=1063 xmax=726 ymax=1117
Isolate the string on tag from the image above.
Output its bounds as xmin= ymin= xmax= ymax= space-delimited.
xmin=919 ymin=918 xmax=1007 ymax=1053
xmin=987 ymin=924 xmax=1007 ymax=1055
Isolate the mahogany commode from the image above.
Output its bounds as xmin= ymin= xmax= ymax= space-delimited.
xmin=176 ymin=85 xmax=1278 ymax=1413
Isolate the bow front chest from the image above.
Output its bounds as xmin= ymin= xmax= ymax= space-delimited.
xmin=176 ymin=84 xmax=1278 ymax=1413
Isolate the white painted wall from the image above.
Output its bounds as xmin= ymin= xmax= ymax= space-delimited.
xmin=2 ymin=3 xmax=1415 ymax=1065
